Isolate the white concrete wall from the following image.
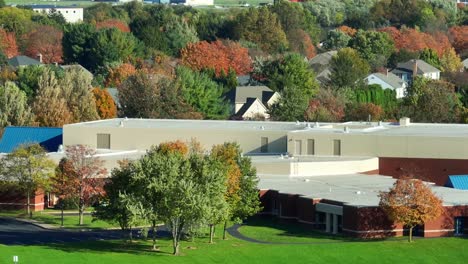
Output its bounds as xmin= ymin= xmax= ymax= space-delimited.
xmin=33 ymin=8 xmax=83 ymax=23
xmin=185 ymin=0 xmax=214 ymax=5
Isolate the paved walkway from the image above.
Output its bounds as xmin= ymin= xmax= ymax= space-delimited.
xmin=0 ymin=217 xmax=169 ymax=245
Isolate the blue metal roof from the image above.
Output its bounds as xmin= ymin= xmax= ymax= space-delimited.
xmin=446 ymin=175 xmax=468 ymax=190
xmin=0 ymin=127 xmax=62 ymax=153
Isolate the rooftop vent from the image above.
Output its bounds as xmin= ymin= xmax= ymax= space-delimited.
xmin=57 ymin=144 xmax=64 ymax=153
xmin=344 ymin=126 xmax=350 ymax=133
xmin=260 ymin=126 xmax=265 ymax=130
xmin=119 ymin=121 xmax=124 ymax=127
xmin=399 ymin=117 xmax=411 ymax=126
xmin=314 ymin=122 xmax=320 ymax=128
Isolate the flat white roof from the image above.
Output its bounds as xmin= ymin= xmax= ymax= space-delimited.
xmin=258 ymin=174 xmax=468 ymax=207
xmin=66 ymin=118 xmax=468 ymax=138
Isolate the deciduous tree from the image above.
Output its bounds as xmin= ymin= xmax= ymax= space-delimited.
xmin=379 ymin=178 xmax=443 ymax=242
xmin=329 ymin=48 xmax=370 ymax=88
xmin=448 ymin=26 xmax=468 ymax=55
xmin=349 ymin=30 xmax=395 ymax=69
xmin=439 ymin=48 xmax=463 ymax=72
xmin=24 ymin=25 xmax=63 ymax=64
xmin=105 ymin=63 xmax=136 ymax=87
xmin=176 ymin=66 xmax=229 ymax=120
xmin=0 ymin=82 xmax=34 ymax=128
xmin=32 ymin=68 xmax=72 ymax=127
xmin=60 ymin=67 xmax=100 ymax=122
xmin=234 ymin=7 xmax=288 ymax=53
xmin=181 ymin=40 xmax=252 ymax=77
xmin=0 ymin=144 xmax=55 ymax=217
xmin=96 ymin=19 xmax=131 ymax=32
xmin=0 ymin=28 xmax=18 ymax=58
xmin=92 ymin=88 xmax=117 ymax=119
xmin=64 ymin=145 xmax=107 ymax=225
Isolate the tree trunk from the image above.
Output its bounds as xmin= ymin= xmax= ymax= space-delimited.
xmin=173 ymin=236 xmax=180 ymax=255
xmin=61 ymin=202 xmax=64 ymax=227
xmin=172 ymin=219 xmax=180 ymax=255
xmin=27 ymin=192 xmax=32 ymax=218
xmin=152 ymin=220 xmax=158 ymax=250
xmin=209 ymin=224 xmax=214 ymax=244
xmin=223 ymin=221 xmax=227 ymax=240
xmin=78 ymin=199 xmax=84 ymax=226
xmin=409 ymin=226 xmax=413 ymax=242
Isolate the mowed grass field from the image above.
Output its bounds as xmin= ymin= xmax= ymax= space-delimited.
xmin=0 ymin=215 xmax=467 ymax=264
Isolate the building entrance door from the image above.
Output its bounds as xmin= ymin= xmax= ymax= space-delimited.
xmin=455 ymin=217 xmax=464 ymax=235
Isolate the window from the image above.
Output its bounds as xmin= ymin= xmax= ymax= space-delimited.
xmin=261 ymin=137 xmax=268 ymax=153
xmin=307 ymin=139 xmax=315 ymax=155
xmin=333 ymin=140 xmax=341 ymax=156
xmin=97 ymin=134 xmax=111 ymax=149
xmin=294 ymin=140 xmax=302 ymax=156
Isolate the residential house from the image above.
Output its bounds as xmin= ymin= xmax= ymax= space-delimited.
xmin=364 ymin=71 xmax=408 ymax=99
xmin=7 ymin=55 xmax=42 ymax=68
xmin=391 ymin=59 xmax=440 ymax=83
xmin=462 ymin=58 xmax=468 ymax=70
xmin=30 ymin=5 xmax=83 ymax=23
xmin=309 ymin=50 xmax=337 ymax=84
xmin=228 ymin=86 xmax=280 ymax=120
xmin=457 ymin=0 xmax=468 ymax=5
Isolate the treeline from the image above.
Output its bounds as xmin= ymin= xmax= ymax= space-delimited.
xmin=0 ymin=1 xmax=467 ymax=126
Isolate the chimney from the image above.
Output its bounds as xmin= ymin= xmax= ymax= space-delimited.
xmin=37 ymin=53 xmax=43 ymax=63
xmin=399 ymin=117 xmax=411 ymax=126
xmin=412 ymin=59 xmax=418 ymax=79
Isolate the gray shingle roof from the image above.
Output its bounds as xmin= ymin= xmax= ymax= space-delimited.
xmin=236 ymin=98 xmax=265 ymax=117
xmin=7 ymin=56 xmax=42 ymax=67
xmin=229 ymin=86 xmax=275 ymax=104
xmin=393 ymin=59 xmax=440 ymax=75
xmin=368 ymin=72 xmax=406 ymax=89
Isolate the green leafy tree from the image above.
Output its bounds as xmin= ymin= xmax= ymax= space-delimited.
xmin=323 ymin=29 xmax=351 ymax=50
xmin=349 ymin=30 xmax=395 ymax=69
xmin=303 ymin=0 xmax=346 ymax=27
xmin=234 ymin=7 xmax=288 ymax=53
xmin=62 ymin=23 xmax=96 ymax=66
xmin=164 ymin=16 xmax=199 ymax=56
xmin=0 ymin=82 xmax=34 ymax=128
xmin=176 ymin=66 xmax=229 ymax=120
xmin=260 ymin=53 xmax=319 ymax=97
xmin=0 ymin=144 xmax=55 ymax=217
xmin=403 ymin=77 xmax=461 ymax=123
xmin=269 ymin=85 xmax=310 ymax=121
xmin=94 ymin=161 xmax=146 ymax=241
xmin=0 ymin=7 xmax=35 ymax=37
xmin=329 ymin=47 xmax=370 ymax=88
xmin=16 ymin=65 xmax=46 ymax=99
xmin=195 ymin=10 xmax=227 ymax=41
xmin=87 ymin=28 xmax=141 ymax=72
xmin=388 ymin=49 xmax=420 ymax=68
xmin=439 ymin=48 xmax=463 ymax=73
xmin=419 ymin=48 xmax=441 ymax=69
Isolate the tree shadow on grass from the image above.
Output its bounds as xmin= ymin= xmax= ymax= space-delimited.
xmin=241 ymin=215 xmax=407 ymax=243
xmin=43 ymin=239 xmax=175 ymax=256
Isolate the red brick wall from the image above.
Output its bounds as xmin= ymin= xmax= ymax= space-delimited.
xmin=423 ymin=206 xmax=468 ymax=237
xmin=342 ymin=206 xmax=403 ymax=238
xmin=379 ymin=157 xmax=468 ymax=186
xmin=0 ymin=185 xmax=45 ymax=211
xmin=279 ymin=193 xmax=299 ymax=218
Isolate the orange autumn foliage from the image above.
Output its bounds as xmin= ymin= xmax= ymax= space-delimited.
xmin=0 ymin=29 xmax=18 ymax=58
xmin=105 ymin=63 xmax=137 ymax=87
xmin=448 ymin=26 xmax=468 ymax=54
xmin=158 ymin=140 xmax=189 ymax=156
xmin=337 ymin=25 xmax=357 ymax=37
xmin=379 ymin=27 xmax=451 ymax=57
xmin=24 ymin=25 xmax=63 ymax=63
xmin=96 ymin=19 xmax=131 ymax=33
xmin=211 ymin=143 xmax=241 ymax=200
xmin=181 ymin=40 xmax=252 ymax=77
xmin=288 ymin=29 xmax=316 ymax=59
xmin=92 ymin=88 xmax=117 ymax=119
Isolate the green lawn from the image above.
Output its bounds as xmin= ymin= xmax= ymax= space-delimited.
xmin=0 ymin=215 xmax=467 ymax=263
xmin=0 ymin=232 xmax=467 ymax=264
xmin=0 ymin=209 xmax=117 ymax=229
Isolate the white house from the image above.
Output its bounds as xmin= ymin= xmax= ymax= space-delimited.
xmin=229 ymin=86 xmax=280 ymax=120
xmin=184 ymin=0 xmax=214 ymax=5
xmin=364 ymin=72 xmax=408 ymax=99
xmin=31 ymin=5 xmax=83 ymax=23
xmin=463 ymin=58 xmax=468 ymax=70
